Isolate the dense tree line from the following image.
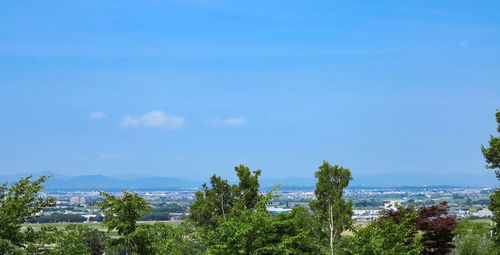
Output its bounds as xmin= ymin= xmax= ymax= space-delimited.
xmin=353 ymin=199 xmax=383 ymax=208
xmin=1 ymin=111 xmax=499 ymax=254
xmin=27 ymin=213 xmax=87 ymax=224
xmin=27 ymin=204 xmax=186 ymax=224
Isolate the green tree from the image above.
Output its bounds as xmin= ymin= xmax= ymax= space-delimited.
xmin=23 ymin=225 xmax=61 ymax=255
xmin=309 ymin=161 xmax=353 ymax=255
xmin=99 ymin=191 xmax=151 ymax=236
xmin=189 ymin=175 xmax=235 ymax=229
xmin=481 ymin=110 xmax=500 ymax=242
xmin=344 ymin=207 xmax=422 ymax=255
xmin=452 ymin=234 xmax=497 ymax=255
xmin=22 ymin=224 xmax=108 ymax=255
xmin=481 ymin=110 xmax=500 ymax=178
xmin=454 ymin=220 xmax=492 ymax=237
xmin=452 ymin=220 xmax=498 ymax=255
xmin=489 ymin=191 xmax=500 ymax=242
xmin=127 ymin=222 xmax=205 ymax=255
xmin=189 ymin=164 xmax=262 ymax=229
xmin=234 ymin=164 xmax=262 ymax=210
xmin=78 ymin=225 xmax=109 ymax=255
xmin=206 ymin=191 xmax=322 ymax=255
xmin=51 ymin=226 xmax=93 ymax=255
xmin=0 ymin=176 xmax=55 ymax=252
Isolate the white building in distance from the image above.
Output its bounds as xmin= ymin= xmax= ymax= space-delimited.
xmin=69 ymin=196 xmax=86 ymax=205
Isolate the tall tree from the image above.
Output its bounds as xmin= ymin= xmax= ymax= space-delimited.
xmin=0 ymin=176 xmax=55 ymax=251
xmin=206 ymin=190 xmax=322 ymax=255
xmin=234 ymin=164 xmax=262 ymax=210
xmin=189 ymin=175 xmax=235 ymax=229
xmin=99 ymin=191 xmax=151 ymax=236
xmin=309 ymin=161 xmax=353 ymax=255
xmin=481 ymin=110 xmax=500 ymax=179
xmin=481 ymin=110 xmax=500 ymax=242
xmin=189 ymin=164 xmax=262 ymax=229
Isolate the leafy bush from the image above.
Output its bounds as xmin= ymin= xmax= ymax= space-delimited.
xmin=452 ymin=234 xmax=497 ymax=255
xmin=452 ymin=220 xmax=498 ymax=255
xmin=344 ymin=208 xmax=422 ymax=255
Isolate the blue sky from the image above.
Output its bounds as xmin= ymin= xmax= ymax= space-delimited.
xmin=1 ymin=1 xmax=499 ymax=184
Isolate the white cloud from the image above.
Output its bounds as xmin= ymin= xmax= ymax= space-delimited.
xmin=122 ymin=111 xmax=185 ymax=129
xmin=223 ymin=117 xmax=245 ymax=126
xmin=90 ymin=111 xmax=106 ymax=119
xmin=205 ymin=117 xmax=246 ymax=127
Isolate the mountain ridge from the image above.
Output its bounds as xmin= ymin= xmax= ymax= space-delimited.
xmin=0 ymin=171 xmax=497 ymax=190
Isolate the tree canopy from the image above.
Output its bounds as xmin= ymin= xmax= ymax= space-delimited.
xmin=481 ymin=110 xmax=500 ymax=243
xmin=99 ymin=190 xmax=151 ymax=236
xmin=0 ymin=176 xmax=55 ymax=252
xmin=309 ymin=161 xmax=353 ymax=255
xmin=481 ymin=110 xmax=500 ymax=178
xmin=345 ymin=207 xmax=421 ymax=255
xmin=189 ymin=164 xmax=262 ymax=230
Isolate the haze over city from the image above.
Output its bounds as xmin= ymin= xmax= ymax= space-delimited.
xmin=1 ymin=1 xmax=499 ymax=186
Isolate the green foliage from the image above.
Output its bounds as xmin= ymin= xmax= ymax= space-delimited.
xmin=0 ymin=238 xmax=19 ymax=255
xmin=139 ymin=203 xmax=185 ymax=221
xmin=21 ymin=224 xmax=109 ymax=255
xmin=344 ymin=208 xmax=422 ymax=255
xmin=103 ymin=238 xmax=128 ymax=255
xmin=99 ymin=191 xmax=151 ymax=236
xmin=354 ymin=199 xmax=383 ymax=208
xmin=189 ymin=164 xmax=262 ymax=229
xmin=50 ymin=225 xmax=93 ymax=255
xmin=481 ymin=110 xmax=500 ymax=176
xmin=0 ymin=176 xmax=55 ymax=251
xmin=127 ymin=222 xmax=205 ymax=255
xmin=5 ymin=163 xmax=493 ymax=255
xmin=309 ymin=161 xmax=353 ymax=254
xmin=452 ymin=220 xmax=498 ymax=255
xmin=27 ymin=212 xmax=86 ymax=223
xmin=189 ymin=174 xmax=235 ymax=229
xmin=454 ymin=220 xmax=492 ymax=237
xmin=490 ymin=190 xmax=500 ymax=243
xmin=190 ymin=165 xmax=327 ymax=254
xmin=234 ymin=165 xmax=262 ymax=210
xmin=206 ymin=192 xmax=322 ymax=255
xmin=451 ymin=234 xmax=498 ymax=255
xmin=481 ymin=110 xmax=500 ymax=243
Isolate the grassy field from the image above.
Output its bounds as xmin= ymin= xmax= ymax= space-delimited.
xmin=23 ymin=222 xmax=104 ymax=231
xmin=22 ymin=220 xmax=183 ymax=237
xmin=463 ymin=218 xmax=494 ymax=225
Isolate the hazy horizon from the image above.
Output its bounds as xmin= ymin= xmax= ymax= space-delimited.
xmin=0 ymin=169 xmax=497 ymax=187
xmin=1 ymin=1 xmax=499 ymax=185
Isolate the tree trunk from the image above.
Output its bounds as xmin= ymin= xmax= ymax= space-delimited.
xmin=220 ymin=193 xmax=226 ymax=219
xmin=329 ymin=203 xmax=334 ymax=255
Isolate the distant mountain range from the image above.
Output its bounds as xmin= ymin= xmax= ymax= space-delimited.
xmin=0 ymin=171 xmax=497 ymax=191
xmin=262 ymin=171 xmax=498 ymax=188
xmin=0 ymin=172 xmax=197 ymax=191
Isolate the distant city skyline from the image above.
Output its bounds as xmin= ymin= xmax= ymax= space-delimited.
xmin=1 ymin=1 xmax=499 ymax=185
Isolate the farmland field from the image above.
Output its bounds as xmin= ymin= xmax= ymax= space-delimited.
xmin=22 ymin=220 xmax=183 ymax=237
